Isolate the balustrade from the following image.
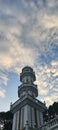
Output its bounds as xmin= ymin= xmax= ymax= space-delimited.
xmin=33 ymin=116 xmax=58 ymax=130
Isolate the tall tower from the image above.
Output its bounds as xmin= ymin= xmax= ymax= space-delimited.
xmin=10 ymin=66 xmax=46 ymax=130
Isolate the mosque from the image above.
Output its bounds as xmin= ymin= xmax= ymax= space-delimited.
xmin=10 ymin=66 xmax=58 ymax=130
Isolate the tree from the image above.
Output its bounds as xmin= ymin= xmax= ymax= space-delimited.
xmin=3 ymin=120 xmax=12 ymax=130
xmin=43 ymin=102 xmax=58 ymax=122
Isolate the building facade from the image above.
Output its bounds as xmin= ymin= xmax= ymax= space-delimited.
xmin=10 ymin=66 xmax=46 ymax=130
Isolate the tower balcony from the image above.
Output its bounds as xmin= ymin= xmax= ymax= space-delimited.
xmin=18 ymin=83 xmax=38 ymax=98
xmin=20 ymin=66 xmax=36 ymax=82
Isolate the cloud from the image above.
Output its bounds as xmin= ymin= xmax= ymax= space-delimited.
xmin=39 ymin=88 xmax=49 ymax=95
xmin=43 ymin=93 xmax=58 ymax=106
xmin=0 ymin=72 xmax=9 ymax=86
xmin=42 ymin=14 xmax=58 ymax=29
xmin=0 ymin=0 xmax=58 ymax=106
xmin=51 ymin=60 xmax=58 ymax=77
xmin=35 ymin=59 xmax=58 ymax=105
xmin=0 ymin=88 xmax=6 ymax=98
xmin=0 ymin=41 xmax=36 ymax=76
xmin=47 ymin=0 xmax=58 ymax=8
xmin=51 ymin=60 xmax=58 ymax=66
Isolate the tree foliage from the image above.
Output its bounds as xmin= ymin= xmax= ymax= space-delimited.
xmin=0 ymin=111 xmax=13 ymax=130
xmin=44 ymin=102 xmax=58 ymax=122
xmin=0 ymin=111 xmax=13 ymax=120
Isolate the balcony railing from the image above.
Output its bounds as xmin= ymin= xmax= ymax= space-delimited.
xmin=27 ymin=116 xmax=58 ymax=130
xmin=37 ymin=115 xmax=58 ymax=130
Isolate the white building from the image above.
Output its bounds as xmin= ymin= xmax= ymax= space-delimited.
xmin=10 ymin=66 xmax=58 ymax=130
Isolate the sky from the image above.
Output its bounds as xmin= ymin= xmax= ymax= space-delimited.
xmin=0 ymin=0 xmax=58 ymax=112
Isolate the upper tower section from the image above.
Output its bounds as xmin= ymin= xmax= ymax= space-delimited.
xmin=20 ymin=66 xmax=36 ymax=84
xmin=18 ymin=66 xmax=38 ymax=98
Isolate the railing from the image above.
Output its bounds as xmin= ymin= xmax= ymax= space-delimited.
xmin=18 ymin=83 xmax=37 ymax=89
xmin=29 ymin=116 xmax=58 ymax=130
xmin=37 ymin=115 xmax=58 ymax=130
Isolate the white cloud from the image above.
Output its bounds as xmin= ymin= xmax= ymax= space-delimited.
xmin=0 ymin=72 xmax=8 ymax=86
xmin=51 ymin=60 xmax=58 ymax=66
xmin=43 ymin=93 xmax=58 ymax=106
xmin=0 ymin=55 xmax=13 ymax=69
xmin=47 ymin=0 xmax=58 ymax=8
xmin=53 ymin=71 xmax=58 ymax=77
xmin=42 ymin=14 xmax=58 ymax=29
xmin=39 ymin=89 xmax=49 ymax=95
xmin=0 ymin=88 xmax=6 ymax=98
xmin=0 ymin=0 xmax=58 ymax=106
xmin=34 ymin=60 xmax=58 ymax=105
xmin=0 ymin=41 xmax=36 ymax=76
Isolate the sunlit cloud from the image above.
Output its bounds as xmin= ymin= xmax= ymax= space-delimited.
xmin=0 ymin=0 xmax=58 ymax=107
xmin=42 ymin=14 xmax=58 ymax=29
xmin=35 ymin=59 xmax=58 ymax=105
xmin=39 ymin=88 xmax=49 ymax=96
xmin=51 ymin=60 xmax=58 ymax=66
xmin=0 ymin=88 xmax=6 ymax=98
xmin=43 ymin=93 xmax=58 ymax=106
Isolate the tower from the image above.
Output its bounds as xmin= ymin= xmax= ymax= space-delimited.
xmin=10 ymin=66 xmax=46 ymax=130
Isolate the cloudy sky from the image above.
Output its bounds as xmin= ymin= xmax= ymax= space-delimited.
xmin=0 ymin=0 xmax=58 ymax=111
